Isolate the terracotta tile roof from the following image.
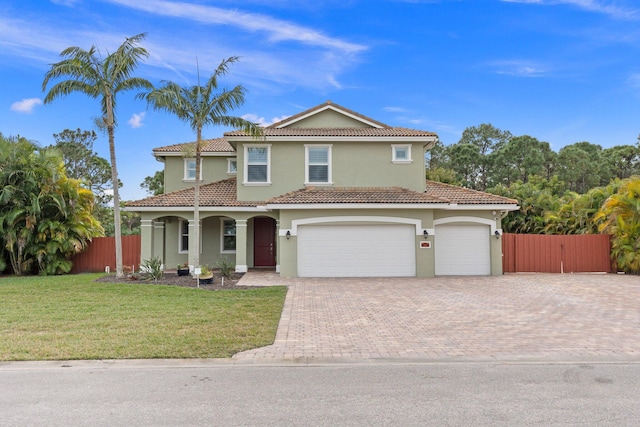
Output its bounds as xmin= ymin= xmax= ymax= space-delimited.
xmin=225 ymin=127 xmax=437 ymax=138
xmin=126 ymin=179 xmax=518 ymax=209
xmin=425 ymin=180 xmax=518 ymax=205
xmin=266 ymin=100 xmax=390 ymax=129
xmin=152 ymin=138 xmax=235 ymax=154
xmin=267 ymin=186 xmax=448 ymax=204
xmin=125 ymin=178 xmax=261 ymax=208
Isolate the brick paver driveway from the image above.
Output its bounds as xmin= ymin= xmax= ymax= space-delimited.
xmin=234 ymin=273 xmax=640 ymax=361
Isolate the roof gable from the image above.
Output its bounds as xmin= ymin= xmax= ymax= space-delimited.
xmin=268 ymin=101 xmax=388 ymax=129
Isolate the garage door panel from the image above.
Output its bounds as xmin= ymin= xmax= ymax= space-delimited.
xmin=435 ymin=224 xmax=490 ymax=276
xmin=298 ymin=224 xmax=415 ymax=277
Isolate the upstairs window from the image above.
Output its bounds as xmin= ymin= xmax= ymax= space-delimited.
xmin=184 ymin=158 xmax=202 ymax=180
xmin=244 ymin=145 xmax=271 ymax=184
xmin=392 ymin=145 xmax=412 ymax=163
xmin=305 ymin=145 xmax=332 ymax=184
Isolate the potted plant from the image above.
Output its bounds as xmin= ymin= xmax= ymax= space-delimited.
xmin=198 ymin=266 xmax=214 ymax=285
xmin=177 ymin=262 xmax=190 ymax=276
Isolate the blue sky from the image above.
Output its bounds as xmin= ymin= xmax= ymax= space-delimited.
xmin=2 ymin=0 xmax=640 ymax=200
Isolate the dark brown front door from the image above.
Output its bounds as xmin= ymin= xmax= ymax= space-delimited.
xmin=254 ymin=217 xmax=276 ymax=267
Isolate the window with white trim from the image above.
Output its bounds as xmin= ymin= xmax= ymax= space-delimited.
xmin=179 ymin=219 xmax=189 ymax=253
xmin=227 ymin=159 xmax=237 ymax=174
xmin=392 ymin=144 xmax=412 ymax=163
xmin=305 ymin=145 xmax=332 ymax=184
xmin=183 ymin=158 xmax=202 ymax=180
xmin=221 ymin=218 xmax=236 ymax=253
xmin=244 ymin=145 xmax=271 ymax=184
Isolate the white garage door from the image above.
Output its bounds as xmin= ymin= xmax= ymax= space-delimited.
xmin=297 ymin=224 xmax=416 ymax=277
xmin=435 ymin=224 xmax=491 ymax=276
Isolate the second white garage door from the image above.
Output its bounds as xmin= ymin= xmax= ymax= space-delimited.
xmin=297 ymin=224 xmax=416 ymax=277
xmin=434 ymin=223 xmax=491 ymax=276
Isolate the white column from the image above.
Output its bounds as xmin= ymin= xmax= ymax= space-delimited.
xmin=235 ymin=219 xmax=248 ymax=273
xmin=140 ymin=220 xmax=153 ymax=263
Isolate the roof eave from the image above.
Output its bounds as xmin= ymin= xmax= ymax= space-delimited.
xmin=226 ymin=135 xmax=438 ymax=143
xmin=266 ymin=203 xmax=448 ymax=209
xmin=124 ymin=206 xmax=268 ymax=212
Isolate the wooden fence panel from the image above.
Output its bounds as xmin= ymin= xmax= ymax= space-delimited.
xmin=70 ymin=235 xmax=141 ymax=274
xmin=502 ymin=233 xmax=611 ymax=273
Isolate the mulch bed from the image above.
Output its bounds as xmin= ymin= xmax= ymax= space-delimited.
xmin=95 ymin=271 xmax=256 ymax=290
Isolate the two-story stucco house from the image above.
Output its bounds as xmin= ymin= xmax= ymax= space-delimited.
xmin=126 ymin=101 xmax=518 ymax=277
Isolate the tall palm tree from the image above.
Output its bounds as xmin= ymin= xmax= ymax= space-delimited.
xmin=138 ymin=56 xmax=262 ymax=268
xmin=43 ymin=33 xmax=152 ymax=277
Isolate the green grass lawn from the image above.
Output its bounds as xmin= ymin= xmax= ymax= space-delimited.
xmin=0 ymin=274 xmax=287 ymax=361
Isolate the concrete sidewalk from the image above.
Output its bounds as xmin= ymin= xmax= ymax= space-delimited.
xmin=234 ymin=273 xmax=640 ymax=361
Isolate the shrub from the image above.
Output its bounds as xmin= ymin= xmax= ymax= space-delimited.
xmin=140 ymin=256 xmax=164 ymax=281
xmin=216 ymin=256 xmax=235 ymax=278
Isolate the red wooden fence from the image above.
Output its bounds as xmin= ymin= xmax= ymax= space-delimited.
xmin=502 ymin=233 xmax=611 ymax=274
xmin=70 ymin=235 xmax=141 ymax=274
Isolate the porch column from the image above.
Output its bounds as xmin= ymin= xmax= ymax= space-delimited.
xmin=235 ymin=219 xmax=248 ymax=273
xmin=140 ymin=220 xmax=153 ymax=263
xmin=152 ymin=221 xmax=165 ymax=268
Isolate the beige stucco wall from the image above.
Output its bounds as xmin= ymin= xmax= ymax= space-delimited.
xmin=138 ymin=207 xmax=504 ymax=277
xmin=162 ymin=155 xmax=236 ymax=193
xmin=236 ymin=141 xmax=427 ymax=201
xmin=287 ymin=109 xmax=370 ymax=128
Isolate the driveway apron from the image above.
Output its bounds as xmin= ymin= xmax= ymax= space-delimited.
xmin=233 ymin=273 xmax=640 ymax=361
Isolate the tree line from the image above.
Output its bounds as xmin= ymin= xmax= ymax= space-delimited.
xmin=427 ymin=123 xmax=640 ymax=193
xmin=427 ymin=123 xmax=640 ymax=273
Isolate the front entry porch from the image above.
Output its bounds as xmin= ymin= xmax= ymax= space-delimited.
xmin=140 ymin=214 xmax=279 ymax=274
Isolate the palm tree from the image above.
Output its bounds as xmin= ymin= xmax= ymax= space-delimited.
xmin=595 ymin=177 xmax=640 ymax=273
xmin=138 ymin=56 xmax=262 ymax=268
xmin=0 ymin=136 xmax=102 ymax=275
xmin=42 ymin=33 xmax=152 ymax=277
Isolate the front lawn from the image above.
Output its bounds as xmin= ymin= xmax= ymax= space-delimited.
xmin=0 ymin=274 xmax=287 ymax=361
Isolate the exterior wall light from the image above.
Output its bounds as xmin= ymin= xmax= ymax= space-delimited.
xmin=495 ymin=230 xmax=500 ymax=239
xmin=423 ymin=229 xmax=428 ymax=239
xmin=286 ymin=230 xmax=291 ymax=240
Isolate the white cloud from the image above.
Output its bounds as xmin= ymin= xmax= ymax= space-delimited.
xmin=106 ymin=0 xmax=367 ymax=54
xmin=384 ymin=106 xmax=409 ymax=113
xmin=501 ymin=0 xmax=640 ymax=20
xmin=128 ymin=112 xmax=146 ymax=128
xmin=10 ymin=97 xmax=42 ymax=113
xmin=242 ymin=113 xmax=290 ymax=127
xmin=488 ymin=60 xmax=548 ymax=77
xmin=628 ymin=73 xmax=640 ymax=88
xmin=50 ymin=0 xmax=80 ymax=6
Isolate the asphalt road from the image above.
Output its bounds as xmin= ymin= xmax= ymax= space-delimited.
xmin=2 ymin=360 xmax=639 ymax=426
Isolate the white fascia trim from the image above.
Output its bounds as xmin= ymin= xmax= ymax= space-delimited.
xmin=273 ymin=105 xmax=386 ymax=129
xmin=229 ymin=136 xmax=438 ymax=143
xmin=280 ymin=216 xmax=427 ymax=236
xmin=267 ymin=203 xmax=447 ymax=210
xmin=124 ymin=206 xmax=269 ymax=212
xmin=445 ymin=204 xmax=520 ymax=211
xmin=154 ymin=152 xmax=235 ymax=157
xmin=434 ymin=216 xmax=500 ymax=235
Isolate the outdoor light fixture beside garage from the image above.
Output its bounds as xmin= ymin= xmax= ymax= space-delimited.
xmin=423 ymin=229 xmax=428 ymax=239
xmin=495 ymin=230 xmax=500 ymax=239
xmin=286 ymin=230 xmax=291 ymax=240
